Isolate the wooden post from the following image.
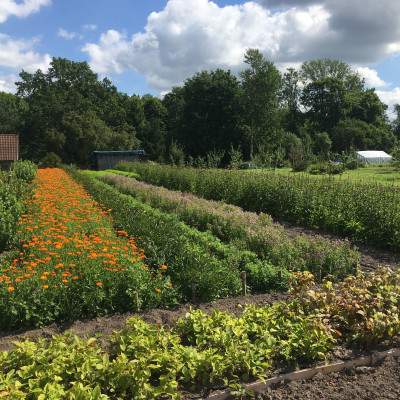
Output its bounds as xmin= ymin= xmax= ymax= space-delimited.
xmin=278 ymin=270 xmax=282 ymax=282
xmin=241 ymin=271 xmax=247 ymax=296
xmin=191 ymin=281 xmax=197 ymax=303
xmin=135 ymin=289 xmax=140 ymax=311
xmin=318 ymin=266 xmax=322 ymax=284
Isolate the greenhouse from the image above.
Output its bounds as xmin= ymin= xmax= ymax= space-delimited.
xmin=356 ymin=150 xmax=392 ymax=165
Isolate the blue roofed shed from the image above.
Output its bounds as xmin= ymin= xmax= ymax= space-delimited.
xmin=90 ymin=150 xmax=147 ymax=170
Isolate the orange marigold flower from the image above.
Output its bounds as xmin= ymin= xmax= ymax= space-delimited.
xmin=7 ymin=286 xmax=15 ymax=291
xmin=156 ymin=288 xmax=161 ymax=293
xmin=62 ymin=279 xmax=68 ymax=283
xmin=96 ymin=282 xmax=103 ymax=286
xmin=43 ymin=285 xmax=49 ymax=289
xmin=40 ymin=276 xmax=47 ymax=280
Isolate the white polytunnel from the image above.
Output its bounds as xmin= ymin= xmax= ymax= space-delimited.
xmin=356 ymin=150 xmax=392 ymax=165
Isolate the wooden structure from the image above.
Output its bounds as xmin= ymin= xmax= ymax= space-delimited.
xmin=0 ymin=134 xmax=19 ymax=170
xmin=90 ymin=150 xmax=147 ymax=170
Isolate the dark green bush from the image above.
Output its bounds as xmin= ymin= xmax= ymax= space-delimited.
xmin=38 ymin=152 xmax=63 ymax=168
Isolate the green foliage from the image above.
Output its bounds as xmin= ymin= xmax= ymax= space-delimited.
xmin=0 ymin=160 xmax=36 ymax=252
xmin=100 ymin=172 xmax=358 ymax=281
xmin=1 ymin=267 xmax=400 ymax=397
xmin=71 ymin=170 xmax=291 ymax=298
xmin=38 ymin=152 xmax=63 ymax=168
xmin=0 ymin=92 xmax=23 ymax=134
xmin=290 ymin=269 xmax=400 ymax=346
xmin=121 ymin=162 xmax=400 ymax=250
xmin=240 ymin=49 xmax=282 ymax=159
xmin=168 ymin=140 xmax=185 ymax=166
xmin=0 ymin=302 xmax=335 ymax=398
xmin=228 ymin=144 xmax=243 ymax=169
xmin=16 ymin=58 xmax=140 ymax=164
xmin=10 ymin=159 xmax=37 ymax=183
xmin=391 ymin=145 xmax=400 ymax=170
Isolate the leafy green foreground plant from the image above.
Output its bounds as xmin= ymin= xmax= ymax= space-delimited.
xmin=2 ymin=268 xmax=399 ymax=399
xmin=0 ymin=302 xmax=334 ymax=399
xmin=290 ymin=268 xmax=400 ymax=346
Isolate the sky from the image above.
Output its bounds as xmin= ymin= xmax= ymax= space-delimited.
xmin=1 ymin=0 xmax=400 ymax=118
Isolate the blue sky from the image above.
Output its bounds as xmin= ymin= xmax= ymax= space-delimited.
xmin=1 ymin=0 xmax=400 ymax=117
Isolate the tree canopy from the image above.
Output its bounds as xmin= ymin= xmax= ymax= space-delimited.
xmin=2 ymin=53 xmax=396 ymax=168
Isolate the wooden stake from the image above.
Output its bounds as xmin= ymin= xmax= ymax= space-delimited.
xmin=191 ymin=281 xmax=197 ymax=303
xmin=241 ymin=271 xmax=247 ymax=296
xmin=318 ymin=266 xmax=322 ymax=284
xmin=278 ymin=270 xmax=282 ymax=281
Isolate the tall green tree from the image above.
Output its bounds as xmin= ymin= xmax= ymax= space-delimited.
xmin=174 ymin=69 xmax=243 ymax=159
xmin=280 ymin=68 xmax=303 ymax=135
xmin=392 ymin=104 xmax=400 ymax=140
xmin=239 ymin=49 xmax=281 ymax=159
xmin=300 ymin=58 xmax=364 ymax=92
xmin=16 ymin=57 xmax=139 ymax=164
xmin=0 ymin=92 xmax=24 ymax=134
xmin=300 ymin=77 xmax=347 ymax=133
xmin=138 ymin=95 xmax=168 ymax=161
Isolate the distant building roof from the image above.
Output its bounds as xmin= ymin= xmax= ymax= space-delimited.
xmin=0 ymin=134 xmax=19 ymax=161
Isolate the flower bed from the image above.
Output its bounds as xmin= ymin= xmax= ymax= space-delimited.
xmin=0 ymin=168 xmax=172 ymax=329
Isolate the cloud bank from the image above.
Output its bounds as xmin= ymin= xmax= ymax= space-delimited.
xmin=0 ymin=0 xmax=51 ymax=23
xmin=82 ymin=0 xmax=400 ymax=95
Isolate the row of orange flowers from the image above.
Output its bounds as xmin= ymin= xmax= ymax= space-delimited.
xmin=2 ymin=168 xmax=169 ymax=293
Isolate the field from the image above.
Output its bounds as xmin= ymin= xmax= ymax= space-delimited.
xmin=0 ymin=163 xmax=400 ymax=399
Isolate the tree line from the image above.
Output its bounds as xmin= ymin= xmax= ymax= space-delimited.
xmin=1 ymin=50 xmax=399 ymax=168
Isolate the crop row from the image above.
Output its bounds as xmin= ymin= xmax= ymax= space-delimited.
xmin=117 ymin=162 xmax=400 ymax=250
xmin=70 ymin=170 xmax=291 ymax=300
xmin=0 ymin=160 xmax=37 ymax=252
xmin=99 ymin=172 xmax=359 ymax=280
xmin=2 ymin=268 xmax=400 ymax=399
xmin=0 ymin=168 xmax=172 ymax=329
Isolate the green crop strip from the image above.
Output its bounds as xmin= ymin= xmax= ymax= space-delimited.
xmin=118 ymin=162 xmax=400 ymax=250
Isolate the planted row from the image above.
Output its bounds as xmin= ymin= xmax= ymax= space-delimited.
xmin=0 ymin=301 xmax=334 ymax=399
xmin=0 ymin=160 xmax=37 ymax=252
xmin=70 ymin=170 xmax=291 ymax=300
xmin=0 ymin=168 xmax=172 ymax=329
xmin=118 ymin=162 xmax=400 ymax=250
xmin=2 ymin=267 xmax=400 ymax=398
xmin=100 ymin=172 xmax=359 ymax=280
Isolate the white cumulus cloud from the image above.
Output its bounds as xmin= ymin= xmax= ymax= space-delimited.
xmin=82 ymin=0 xmax=400 ymax=95
xmin=0 ymin=34 xmax=51 ymax=73
xmin=57 ymin=28 xmax=82 ymax=40
xmin=356 ymin=67 xmax=388 ymax=89
xmin=0 ymin=0 xmax=51 ymax=23
xmin=376 ymin=87 xmax=400 ymax=120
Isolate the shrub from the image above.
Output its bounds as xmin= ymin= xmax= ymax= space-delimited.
xmin=38 ymin=152 xmax=63 ymax=168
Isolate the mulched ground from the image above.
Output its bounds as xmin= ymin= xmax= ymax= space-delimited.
xmin=1 ymin=221 xmax=400 ymax=399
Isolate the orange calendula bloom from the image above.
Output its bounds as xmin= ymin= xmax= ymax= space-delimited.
xmin=96 ymin=282 xmax=103 ymax=286
xmin=7 ymin=286 xmax=15 ymax=291
xmin=43 ymin=285 xmax=49 ymax=289
xmin=156 ymin=288 xmax=161 ymax=293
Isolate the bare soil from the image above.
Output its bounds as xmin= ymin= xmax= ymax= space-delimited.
xmin=1 ymin=222 xmax=400 ymax=399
